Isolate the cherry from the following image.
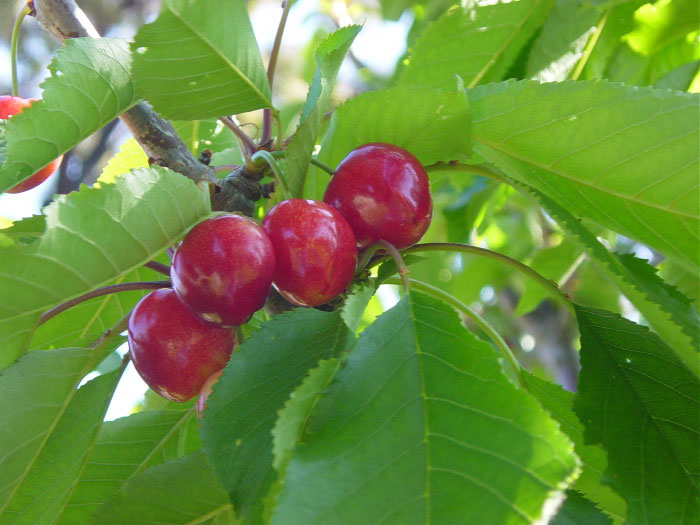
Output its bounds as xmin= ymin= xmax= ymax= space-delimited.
xmin=171 ymin=214 xmax=276 ymax=327
xmin=0 ymin=95 xmax=62 ymax=194
xmin=262 ymin=199 xmax=357 ymax=307
xmin=128 ymin=288 xmax=235 ymax=402
xmin=323 ymin=142 xmax=432 ymax=250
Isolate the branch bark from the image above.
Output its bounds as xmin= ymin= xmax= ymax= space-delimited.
xmin=32 ymin=0 xmax=259 ymax=214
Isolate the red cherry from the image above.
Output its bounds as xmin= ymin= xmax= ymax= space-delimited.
xmin=128 ymin=288 xmax=235 ymax=402
xmin=262 ymin=199 xmax=357 ymax=307
xmin=171 ymin=214 xmax=275 ymax=327
xmin=323 ymin=142 xmax=432 ymax=250
xmin=0 ymin=95 xmax=62 ymax=194
xmin=196 ymin=369 xmax=223 ymax=419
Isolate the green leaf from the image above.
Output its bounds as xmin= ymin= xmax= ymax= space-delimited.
xmin=525 ymin=0 xmax=602 ymax=81
xmin=654 ymin=60 xmax=700 ymax=92
xmin=442 ymin=177 xmax=499 ymax=244
xmin=0 ymin=167 xmax=210 ymax=368
xmin=318 ymin=86 xmax=471 ymax=172
xmin=574 ymin=305 xmax=700 ymax=524
xmin=513 ymin=180 xmax=699 ymax=375
xmin=660 ymin=259 xmax=699 ymax=307
xmin=0 ymin=350 xmax=124 ymax=522
xmin=58 ymin=405 xmax=198 ymax=524
xmin=523 ymin=373 xmax=627 ymax=522
xmin=551 ymin=491 xmax=613 ymax=525
xmin=0 ymin=38 xmax=138 ymax=193
xmin=271 ymin=292 xmax=579 ymax=524
xmin=92 ymin=451 xmax=235 ymax=524
xmin=131 ymin=0 xmax=271 ymax=120
xmin=96 ymin=138 xmax=148 ymax=185
xmin=515 ymin=240 xmax=581 ymax=316
xmin=470 ymin=80 xmax=700 ymax=271
xmin=341 ymin=284 xmax=377 ymax=334
xmin=284 ymin=25 xmax=360 ymax=199
xmin=200 ymin=308 xmax=354 ymax=522
xmin=625 ymin=0 xmax=700 ymax=56
xmin=398 ymin=0 xmax=554 ymax=89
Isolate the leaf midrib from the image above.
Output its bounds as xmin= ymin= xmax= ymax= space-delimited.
xmin=166 ymin=5 xmax=270 ymax=110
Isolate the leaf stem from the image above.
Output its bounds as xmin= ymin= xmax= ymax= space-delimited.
xmin=11 ymin=6 xmax=31 ymax=97
xmin=219 ymin=116 xmax=257 ymax=163
xmin=386 ymin=277 xmax=524 ymax=388
xmin=144 ymin=260 xmax=170 ymax=276
xmin=39 ymin=281 xmax=171 ymax=327
xmin=251 ymin=150 xmax=291 ymax=199
xmin=261 ymin=0 xmax=294 ymax=146
xmin=571 ymin=8 xmax=610 ymax=81
xmin=374 ymin=242 xmax=575 ymax=315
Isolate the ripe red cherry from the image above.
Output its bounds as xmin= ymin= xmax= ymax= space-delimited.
xmin=171 ymin=214 xmax=276 ymax=327
xmin=128 ymin=288 xmax=235 ymax=402
xmin=0 ymin=95 xmax=62 ymax=194
xmin=323 ymin=142 xmax=432 ymax=250
xmin=262 ymin=199 xmax=357 ymax=307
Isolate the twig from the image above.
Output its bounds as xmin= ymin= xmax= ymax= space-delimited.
xmin=39 ymin=281 xmax=171 ymax=326
xmin=218 ymin=116 xmax=257 ymax=162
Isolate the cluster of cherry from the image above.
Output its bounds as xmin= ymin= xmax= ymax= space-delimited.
xmin=127 ymin=143 xmax=433 ymax=411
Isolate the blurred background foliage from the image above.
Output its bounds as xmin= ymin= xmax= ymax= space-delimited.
xmin=0 ymin=0 xmax=697 ymax=400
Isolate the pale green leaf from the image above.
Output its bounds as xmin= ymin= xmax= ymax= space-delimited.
xmin=284 ymin=25 xmax=360 ymax=199
xmin=200 ymin=308 xmax=354 ymax=522
xmin=574 ymin=305 xmax=700 ymax=524
xmin=0 ymin=350 xmax=123 ymax=522
xmin=523 ymin=373 xmax=627 ymax=522
xmin=341 ymin=284 xmax=377 ymax=334
xmin=96 ymin=139 xmax=148 ymax=185
xmin=272 ymin=292 xmax=579 ymax=524
xmin=92 ymin=452 xmax=236 ymax=524
xmin=131 ymin=0 xmax=271 ymax=120
xmin=0 ymin=38 xmax=138 ymax=193
xmin=526 ymin=0 xmax=602 ymax=81
xmin=470 ymin=80 xmax=700 ymax=271
xmin=399 ymin=0 xmax=554 ymax=89
xmin=0 ymin=167 xmax=210 ymax=368
xmin=58 ymin=405 xmax=198 ymax=524
xmin=625 ymin=0 xmax=699 ymax=56
xmin=318 ymin=86 xmax=471 ymax=174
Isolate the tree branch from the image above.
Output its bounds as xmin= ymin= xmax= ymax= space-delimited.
xmin=32 ymin=0 xmax=259 ymax=215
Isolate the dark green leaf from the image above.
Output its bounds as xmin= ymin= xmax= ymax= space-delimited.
xmin=523 ymin=373 xmax=627 ymax=522
xmin=399 ymin=0 xmax=554 ymax=88
xmin=271 ymin=292 xmax=579 ymax=524
xmin=0 ymin=353 xmax=124 ymax=522
xmin=551 ymin=491 xmax=612 ymax=525
xmin=92 ymin=452 xmax=235 ymax=524
xmin=200 ymin=308 xmax=354 ymax=522
xmin=59 ymin=405 xmax=198 ymax=523
xmin=574 ymin=305 xmax=700 ymax=523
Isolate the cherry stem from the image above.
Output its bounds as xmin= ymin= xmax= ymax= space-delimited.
xmin=11 ymin=6 xmax=31 ymax=97
xmin=144 ymin=260 xmax=170 ymax=276
xmin=310 ymin=157 xmax=334 ymax=175
xmin=384 ymin=276 xmax=524 ymax=389
xmin=39 ymin=280 xmax=171 ymax=327
xmin=365 ymin=240 xmax=410 ymax=293
xmin=261 ymin=0 xmax=294 ymax=146
xmin=394 ymin=243 xmax=575 ymax=315
xmin=251 ymin=150 xmax=291 ymax=199
xmin=219 ymin=116 xmax=256 ymax=163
